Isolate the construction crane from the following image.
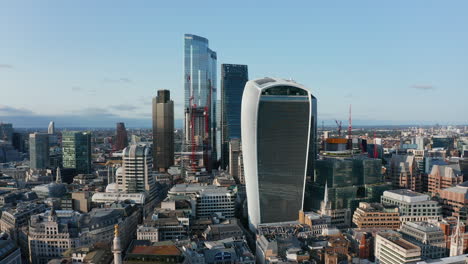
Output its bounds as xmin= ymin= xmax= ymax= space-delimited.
xmin=187 ymin=73 xmax=197 ymax=169
xmin=348 ymin=105 xmax=352 ymax=139
xmin=335 ymin=120 xmax=342 ymax=137
xmin=203 ymin=79 xmax=213 ymax=171
xmin=348 ymin=104 xmax=352 ymax=150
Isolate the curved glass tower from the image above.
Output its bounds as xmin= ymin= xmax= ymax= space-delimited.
xmin=241 ymin=78 xmax=317 ymax=231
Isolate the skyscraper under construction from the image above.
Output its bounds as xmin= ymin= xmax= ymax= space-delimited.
xmin=183 ymin=34 xmax=217 ymax=173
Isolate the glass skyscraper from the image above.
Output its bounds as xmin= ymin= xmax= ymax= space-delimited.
xmin=220 ymin=64 xmax=248 ymax=169
xmin=183 ymin=34 xmax=217 ymax=170
xmin=307 ymin=156 xmax=390 ymax=214
xmin=241 ymin=77 xmax=317 ymax=231
xmin=62 ymin=131 xmax=91 ymax=174
xmin=29 ymin=133 xmax=49 ymax=169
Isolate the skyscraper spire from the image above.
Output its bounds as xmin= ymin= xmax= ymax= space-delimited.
xmin=113 ymin=224 xmax=122 ymax=264
xmin=450 ymin=216 xmax=464 ymax=257
xmin=55 ymin=167 xmax=62 ymax=184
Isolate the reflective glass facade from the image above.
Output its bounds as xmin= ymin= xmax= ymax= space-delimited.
xmin=220 ymin=64 xmax=248 ymax=169
xmin=62 ymin=131 xmax=91 ymax=174
xmin=29 ymin=133 xmax=49 ymax=169
xmin=257 ymin=91 xmax=310 ymax=224
xmin=307 ymin=157 xmax=388 ymax=213
xmin=184 ymin=34 xmax=217 ymax=167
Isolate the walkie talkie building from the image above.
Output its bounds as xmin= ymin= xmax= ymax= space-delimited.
xmin=241 ymin=77 xmax=317 ymax=231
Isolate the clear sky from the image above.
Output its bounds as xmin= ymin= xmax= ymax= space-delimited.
xmin=1 ymin=0 xmax=467 ymax=127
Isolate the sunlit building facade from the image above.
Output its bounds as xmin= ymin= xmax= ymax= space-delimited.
xmin=241 ymin=77 xmax=317 ymax=231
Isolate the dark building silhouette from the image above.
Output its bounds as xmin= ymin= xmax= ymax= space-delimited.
xmin=152 ymin=90 xmax=174 ymax=172
xmin=12 ymin=132 xmax=25 ymax=152
xmin=220 ymin=64 xmax=248 ymax=170
xmin=114 ymin=122 xmax=129 ymax=152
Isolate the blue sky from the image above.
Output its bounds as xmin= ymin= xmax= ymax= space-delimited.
xmin=1 ymin=0 xmax=467 ymax=127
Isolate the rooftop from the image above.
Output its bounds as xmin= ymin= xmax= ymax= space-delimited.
xmin=130 ymin=245 xmax=182 ymax=256
xmin=379 ymin=231 xmax=419 ymax=251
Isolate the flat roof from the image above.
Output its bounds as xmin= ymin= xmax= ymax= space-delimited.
xmin=130 ymin=245 xmax=181 ymax=256
xmin=393 ymin=238 xmax=419 ymax=250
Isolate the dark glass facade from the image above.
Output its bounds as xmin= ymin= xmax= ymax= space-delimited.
xmin=220 ymin=64 xmax=248 ymax=169
xmin=153 ymin=90 xmax=175 ymax=172
xmin=256 ymin=92 xmax=310 ymax=224
xmin=307 ymin=157 xmax=388 ymax=213
xmin=432 ymin=136 xmax=454 ymax=150
xmin=62 ymin=131 xmax=91 ymax=174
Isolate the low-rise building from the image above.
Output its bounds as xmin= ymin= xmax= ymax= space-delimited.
xmin=123 ymin=240 xmax=184 ymax=263
xmin=168 ymin=184 xmax=235 ymax=219
xmin=381 ymin=189 xmax=442 ymax=223
xmin=399 ymin=222 xmax=446 ymax=260
xmin=28 ymin=204 xmax=141 ymax=264
xmin=375 ymin=231 xmax=421 ymax=264
xmin=0 ymin=239 xmax=22 ymax=264
xmin=416 ymin=254 xmax=468 ymax=264
xmin=298 ymin=210 xmax=331 ymax=235
xmin=429 ymin=164 xmax=464 ymax=195
xmin=439 ymin=182 xmax=468 ymax=217
xmin=352 ymin=202 xmax=400 ymax=229
xmin=202 ymin=219 xmax=244 ymax=241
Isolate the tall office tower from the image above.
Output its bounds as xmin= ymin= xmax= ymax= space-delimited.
xmin=29 ymin=133 xmax=50 ymax=170
xmin=220 ymin=64 xmax=248 ymax=169
xmin=184 ymin=34 xmax=217 ymax=171
xmin=114 ymin=122 xmax=129 ymax=152
xmin=152 ymin=90 xmax=174 ymax=172
xmin=0 ymin=123 xmax=13 ymax=143
xmin=62 ymin=131 xmax=92 ymax=174
xmin=228 ymin=138 xmax=242 ymax=184
xmin=48 ymin=121 xmax=55 ymax=134
xmin=12 ymin=132 xmax=25 ymax=152
xmin=119 ymin=144 xmax=156 ymax=199
xmin=241 ymin=78 xmax=317 ymax=231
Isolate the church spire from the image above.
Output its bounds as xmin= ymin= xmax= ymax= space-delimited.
xmin=56 ymin=167 xmax=62 ymax=184
xmin=320 ymin=180 xmax=331 ymax=216
xmin=450 ymin=216 xmax=464 ymax=257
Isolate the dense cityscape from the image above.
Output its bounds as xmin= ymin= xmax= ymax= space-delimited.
xmin=1 ymin=32 xmax=468 ymax=264
xmin=1 ymin=4 xmax=468 ymax=264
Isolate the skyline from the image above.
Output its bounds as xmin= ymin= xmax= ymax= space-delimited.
xmin=1 ymin=1 xmax=468 ymax=127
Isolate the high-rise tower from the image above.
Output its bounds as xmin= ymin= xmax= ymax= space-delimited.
xmin=241 ymin=78 xmax=317 ymax=231
xmin=183 ymin=34 xmax=217 ymax=171
xmin=62 ymin=131 xmax=92 ymax=174
xmin=118 ymin=144 xmax=156 ymax=200
xmin=152 ymin=90 xmax=174 ymax=172
xmin=220 ymin=64 xmax=248 ymax=170
xmin=114 ymin=122 xmax=129 ymax=152
xmin=29 ymin=133 xmax=50 ymax=170
xmin=48 ymin=121 xmax=55 ymax=134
